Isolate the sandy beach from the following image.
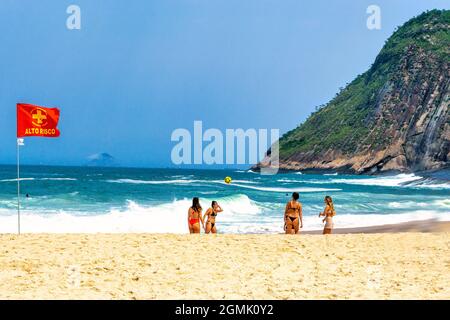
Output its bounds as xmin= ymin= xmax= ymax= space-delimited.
xmin=303 ymin=219 xmax=450 ymax=234
xmin=0 ymin=220 xmax=448 ymax=300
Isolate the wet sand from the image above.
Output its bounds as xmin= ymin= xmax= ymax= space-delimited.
xmin=303 ymin=219 xmax=450 ymax=234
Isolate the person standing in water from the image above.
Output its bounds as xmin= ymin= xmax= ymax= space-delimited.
xmin=319 ymin=196 xmax=335 ymax=234
xmin=188 ymin=197 xmax=204 ymax=234
xmin=284 ymin=192 xmax=302 ymax=234
xmin=203 ymin=201 xmax=223 ymax=234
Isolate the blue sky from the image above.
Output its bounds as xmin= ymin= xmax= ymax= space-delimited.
xmin=0 ymin=0 xmax=448 ymax=167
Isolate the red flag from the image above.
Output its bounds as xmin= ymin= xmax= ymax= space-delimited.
xmin=17 ymin=103 xmax=60 ymax=138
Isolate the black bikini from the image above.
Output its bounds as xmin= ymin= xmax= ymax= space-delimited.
xmin=287 ymin=201 xmax=299 ymax=222
xmin=209 ymin=210 xmax=217 ymax=228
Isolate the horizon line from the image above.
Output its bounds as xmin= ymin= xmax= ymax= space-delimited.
xmin=0 ymin=163 xmax=253 ymax=171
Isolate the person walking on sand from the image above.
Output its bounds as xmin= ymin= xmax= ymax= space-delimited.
xmin=284 ymin=192 xmax=302 ymax=234
xmin=319 ymin=196 xmax=335 ymax=234
xmin=188 ymin=197 xmax=204 ymax=234
xmin=203 ymin=201 xmax=223 ymax=234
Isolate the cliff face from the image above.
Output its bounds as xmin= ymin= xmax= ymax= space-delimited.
xmin=257 ymin=10 xmax=449 ymax=174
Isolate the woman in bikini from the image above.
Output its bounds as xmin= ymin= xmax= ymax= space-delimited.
xmin=188 ymin=197 xmax=204 ymax=234
xmin=319 ymin=196 xmax=335 ymax=234
xmin=203 ymin=201 xmax=223 ymax=234
xmin=284 ymin=192 xmax=303 ymax=234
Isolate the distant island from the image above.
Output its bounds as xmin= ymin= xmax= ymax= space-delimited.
xmin=85 ymin=153 xmax=119 ymax=167
xmin=255 ymin=10 xmax=449 ymax=174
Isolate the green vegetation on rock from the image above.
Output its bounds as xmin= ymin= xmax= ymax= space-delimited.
xmin=279 ymin=9 xmax=450 ymax=160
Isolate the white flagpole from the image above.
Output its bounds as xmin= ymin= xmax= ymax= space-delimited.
xmin=17 ymin=138 xmax=21 ymax=235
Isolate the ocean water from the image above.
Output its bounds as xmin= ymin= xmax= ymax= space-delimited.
xmin=0 ymin=165 xmax=448 ymax=233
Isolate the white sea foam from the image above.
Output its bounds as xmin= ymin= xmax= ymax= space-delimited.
xmin=277 ymin=178 xmax=295 ymax=183
xmin=224 ymin=210 xmax=450 ymax=233
xmin=0 ymin=194 xmax=261 ymax=233
xmin=40 ymin=178 xmax=77 ymax=181
xmin=0 ymin=205 xmax=447 ymax=234
xmin=409 ymin=182 xmax=450 ymax=190
xmin=107 ymin=178 xmax=258 ymax=186
xmin=0 ymin=178 xmax=35 ymax=182
xmin=211 ymin=179 xmax=258 ymax=184
xmin=0 ymin=177 xmax=76 ymax=182
xmin=303 ymin=173 xmax=425 ymax=187
xmin=106 ymin=179 xmax=198 ymax=185
xmin=319 ymin=173 xmax=450 ymax=189
xmin=227 ymin=182 xmax=341 ymax=193
xmin=276 ymin=173 xmax=447 ymax=190
xmin=329 ymin=173 xmax=422 ymax=187
xmin=388 ymin=201 xmax=428 ymax=208
xmin=434 ymin=199 xmax=450 ymax=208
xmin=170 ymin=175 xmax=194 ymax=179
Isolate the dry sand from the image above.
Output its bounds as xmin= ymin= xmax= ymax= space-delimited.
xmin=0 ymin=225 xmax=449 ymax=299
